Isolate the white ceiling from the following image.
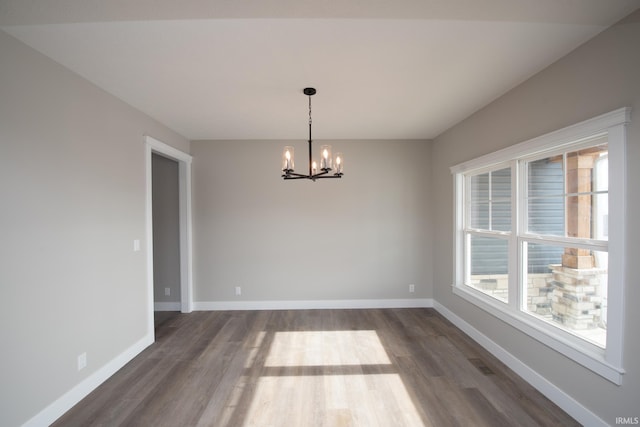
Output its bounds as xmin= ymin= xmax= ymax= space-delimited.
xmin=2 ymin=1 xmax=639 ymax=140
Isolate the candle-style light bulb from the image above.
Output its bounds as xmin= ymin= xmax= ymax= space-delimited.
xmin=312 ymin=161 xmax=318 ymax=175
xmin=282 ymin=146 xmax=294 ymax=171
xmin=334 ymin=152 xmax=343 ymax=175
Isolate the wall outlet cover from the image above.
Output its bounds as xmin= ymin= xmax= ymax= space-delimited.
xmin=77 ymin=352 xmax=87 ymax=371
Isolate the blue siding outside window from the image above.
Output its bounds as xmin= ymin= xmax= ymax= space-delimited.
xmin=527 ymin=159 xmax=564 ymax=273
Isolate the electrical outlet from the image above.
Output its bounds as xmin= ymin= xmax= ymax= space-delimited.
xmin=77 ymin=352 xmax=87 ymax=371
xmin=133 ymin=239 xmax=141 ymax=252
xmin=409 ymin=284 xmax=415 ymax=293
xmin=165 ymin=287 xmax=170 ymax=296
xmin=235 ymin=286 xmax=241 ymax=296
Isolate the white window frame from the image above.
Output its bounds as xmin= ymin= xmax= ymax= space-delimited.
xmin=451 ymin=108 xmax=629 ymax=384
xmin=463 ymin=162 xmax=514 ymax=303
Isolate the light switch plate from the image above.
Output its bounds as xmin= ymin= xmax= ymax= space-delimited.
xmin=78 ymin=352 xmax=87 ymax=371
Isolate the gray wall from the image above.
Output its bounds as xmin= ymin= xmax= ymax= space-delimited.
xmin=4 ymin=7 xmax=639 ymax=425
xmin=0 ymin=30 xmax=189 ymax=426
xmin=192 ymin=139 xmax=433 ymax=303
xmin=431 ymin=11 xmax=640 ymax=424
xmin=152 ymin=153 xmax=181 ymax=305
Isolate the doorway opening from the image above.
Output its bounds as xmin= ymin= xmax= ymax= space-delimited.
xmin=145 ymin=136 xmax=193 ymax=340
xmin=152 ymin=153 xmax=181 ymax=329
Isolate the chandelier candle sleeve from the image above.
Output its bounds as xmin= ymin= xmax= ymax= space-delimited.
xmin=320 ymin=145 xmax=332 ymax=170
xmin=335 ymin=153 xmax=343 ymax=175
xmin=282 ymin=146 xmax=294 ymax=171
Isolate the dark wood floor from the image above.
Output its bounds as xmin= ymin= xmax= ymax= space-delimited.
xmin=53 ymin=308 xmax=579 ymax=426
xmin=154 ymin=310 xmax=180 ymax=329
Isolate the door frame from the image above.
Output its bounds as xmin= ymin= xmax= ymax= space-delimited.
xmin=144 ymin=136 xmax=193 ymax=336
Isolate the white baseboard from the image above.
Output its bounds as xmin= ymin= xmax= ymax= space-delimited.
xmin=432 ymin=301 xmax=607 ymax=427
xmin=22 ymin=333 xmax=154 ymax=427
xmin=154 ymin=301 xmax=181 ymax=311
xmin=194 ymin=298 xmax=433 ymax=311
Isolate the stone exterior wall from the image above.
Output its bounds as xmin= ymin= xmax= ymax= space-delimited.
xmin=471 ymin=273 xmax=551 ymax=308
xmin=527 ymin=273 xmax=556 ymax=319
xmin=471 ymin=264 xmax=605 ymax=331
xmin=548 ymin=264 xmax=604 ymax=330
xmin=470 ymin=274 xmax=509 ymax=302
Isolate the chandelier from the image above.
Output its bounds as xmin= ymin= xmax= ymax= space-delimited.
xmin=281 ymin=88 xmax=343 ymax=181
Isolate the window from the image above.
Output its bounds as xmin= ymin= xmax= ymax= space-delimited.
xmin=451 ymin=108 xmax=629 ymax=384
xmin=465 ymin=166 xmax=512 ymax=303
xmin=522 ymin=140 xmax=609 ymax=348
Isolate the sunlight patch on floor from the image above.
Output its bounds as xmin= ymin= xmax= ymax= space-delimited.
xmin=244 ymin=374 xmax=426 ymax=427
xmin=243 ymin=330 xmax=426 ymax=426
xmin=264 ymin=330 xmax=391 ymax=367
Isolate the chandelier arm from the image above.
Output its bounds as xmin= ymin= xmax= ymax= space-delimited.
xmin=283 ymin=174 xmax=342 ymax=180
xmin=311 ymin=169 xmax=329 ymax=179
xmin=283 ymin=175 xmax=311 ymax=180
xmin=283 ymin=171 xmax=309 ymax=178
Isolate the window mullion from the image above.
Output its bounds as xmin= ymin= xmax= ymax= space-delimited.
xmin=562 ymin=153 xmax=567 ymax=238
xmin=488 ymin=171 xmax=493 ymax=231
xmin=510 ymin=159 xmax=520 ymax=310
xmin=464 ymin=175 xmax=471 ymax=230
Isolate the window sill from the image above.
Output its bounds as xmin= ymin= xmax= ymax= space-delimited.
xmin=452 ymin=284 xmax=624 ymax=384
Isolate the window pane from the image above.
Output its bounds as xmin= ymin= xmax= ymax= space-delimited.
xmin=566 ymin=144 xmax=608 ymax=193
xmin=470 ymin=201 xmax=489 ymax=229
xmin=492 ymin=168 xmax=511 ymax=232
xmin=528 ymin=157 xmax=563 ymax=197
xmin=566 ymin=195 xmax=597 ymax=239
xmin=565 ymin=144 xmax=607 ymax=241
xmin=594 ymin=192 xmax=608 ymax=240
xmin=470 ymin=173 xmax=489 ymax=202
xmin=594 ymin=153 xmax=609 ymax=241
xmin=528 ymin=196 xmax=564 ymax=235
xmin=526 ymin=143 xmax=608 ymax=240
xmin=527 ymin=157 xmax=565 ymax=236
xmin=527 ymin=241 xmax=563 ymax=274
xmin=468 ymin=235 xmax=508 ymax=302
xmin=492 ymin=201 xmax=511 ymax=231
xmin=469 ymin=168 xmax=511 ymax=231
xmin=523 ymin=242 xmax=607 ymax=348
xmin=491 ymin=167 xmax=511 ymax=199
xmin=469 ymin=173 xmax=489 ymax=229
